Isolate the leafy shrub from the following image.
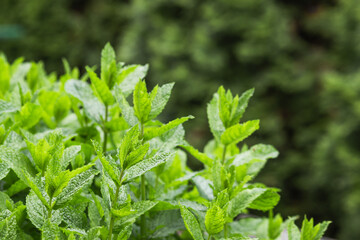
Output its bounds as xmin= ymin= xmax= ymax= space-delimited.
xmin=3 ymin=1 xmax=360 ymax=237
xmin=0 ymin=44 xmax=330 ymax=239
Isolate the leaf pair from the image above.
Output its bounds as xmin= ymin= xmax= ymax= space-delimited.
xmin=93 ymin=126 xmax=173 ymax=186
xmin=133 ymin=80 xmax=174 ymax=124
xmin=208 ymin=86 xmax=258 ymax=145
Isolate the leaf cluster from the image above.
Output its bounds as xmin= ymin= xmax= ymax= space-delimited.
xmin=0 ymin=45 xmax=330 ymax=240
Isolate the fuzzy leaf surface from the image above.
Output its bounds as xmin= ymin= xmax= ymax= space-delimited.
xmin=124 ymin=151 xmax=173 ymax=183
xmin=148 ymin=83 xmax=174 ymax=119
xmin=179 ymin=205 xmax=204 ymax=240
xmin=65 ymin=79 xmax=105 ymax=123
xmin=227 ymin=188 xmax=266 ymax=218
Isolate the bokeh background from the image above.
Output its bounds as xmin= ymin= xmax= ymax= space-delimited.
xmin=1 ymin=0 xmax=360 ymax=239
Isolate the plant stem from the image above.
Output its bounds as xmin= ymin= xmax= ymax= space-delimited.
xmin=140 ymin=174 xmax=146 ymax=238
xmin=47 ymin=201 xmax=52 ymax=219
xmin=222 ymin=144 xmax=227 ymax=164
xmin=139 ymin=122 xmax=146 ymax=238
xmin=108 ymin=170 xmax=124 ymax=240
xmin=224 ymin=223 xmax=228 ymax=238
xmin=207 ymin=234 xmax=212 ymax=240
xmin=103 ymin=104 xmax=109 ymax=152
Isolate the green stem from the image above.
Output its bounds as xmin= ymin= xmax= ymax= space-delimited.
xmin=207 ymin=234 xmax=212 ymax=240
xmin=47 ymin=205 xmax=52 ymax=219
xmin=139 ymin=122 xmax=146 ymax=238
xmin=224 ymin=222 xmax=228 ymax=238
xmin=103 ymin=105 xmax=109 ymax=152
xmin=108 ymin=170 xmax=124 ymax=240
xmin=268 ymin=209 xmax=273 ymax=238
xmin=139 ymin=122 xmax=144 ymax=140
xmin=222 ymin=144 xmax=227 ymax=164
xmin=140 ymin=175 xmax=146 ymax=238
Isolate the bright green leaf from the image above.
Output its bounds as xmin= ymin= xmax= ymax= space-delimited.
xmin=179 ymin=204 xmax=204 ymax=240
xmin=205 ymin=204 xmax=225 ymax=235
xmin=207 ymin=93 xmax=226 ymax=142
xmin=149 ymin=83 xmax=174 ymax=119
xmin=117 ymin=64 xmax=149 ymax=97
xmin=144 ymin=116 xmax=193 ymax=141
xmin=221 ymin=120 xmax=260 ymax=146
xmin=124 ymin=151 xmax=173 ymax=183
xmin=87 ymin=66 xmax=114 ymax=106
xmin=227 ymin=188 xmax=266 ymax=218
xmin=65 ymin=79 xmax=105 ymax=123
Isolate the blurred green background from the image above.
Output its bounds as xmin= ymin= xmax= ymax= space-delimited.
xmin=1 ymin=0 xmax=360 ymax=239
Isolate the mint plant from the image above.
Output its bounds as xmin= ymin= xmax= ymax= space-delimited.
xmin=0 ymin=44 xmax=330 ymax=239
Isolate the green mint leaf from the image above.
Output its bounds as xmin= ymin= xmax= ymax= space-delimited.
xmin=205 ymin=204 xmax=225 ymax=235
xmin=116 ymin=223 xmax=133 ymax=240
xmin=179 ymin=204 xmax=204 ymax=240
xmin=55 ymin=168 xmax=99 ymax=206
xmin=133 ymin=80 xmax=151 ymax=123
xmin=114 ymin=85 xmax=139 ymax=126
xmin=144 ymin=116 xmax=193 ymax=141
xmin=26 ymin=191 xmax=60 ymax=229
xmin=60 ymin=204 xmax=87 ymax=229
xmin=0 ymin=211 xmax=17 ymax=239
xmin=227 ymin=188 xmax=266 ymax=218
xmin=49 ymin=164 xmax=95 ymax=200
xmin=23 ymin=172 xmax=49 ymax=208
xmin=117 ymin=125 xmax=140 ymax=169
xmin=314 ymin=221 xmax=331 ymax=240
xmin=0 ymin=145 xmax=37 ymax=183
xmin=87 ymin=66 xmax=114 ymax=106
xmin=249 ymin=189 xmax=280 ymax=211
xmin=101 ymin=42 xmax=117 ymax=88
xmin=231 ymin=144 xmax=278 ymax=178
xmin=218 ymin=86 xmax=232 ymax=128
xmin=220 ymin=120 xmax=260 ymax=146
xmin=124 ymin=151 xmax=173 ymax=183
xmin=0 ymin=57 xmax=11 ymax=97
xmin=65 ymin=79 xmax=105 ymax=123
xmin=148 ymin=82 xmax=174 ymax=119
xmin=300 ymin=217 xmax=317 ymax=240
xmin=105 ymin=117 xmax=129 ymax=132
xmin=212 ymin=158 xmax=224 ymax=195
xmin=125 ymin=143 xmax=150 ymax=169
xmin=92 ymin=140 xmax=121 ymax=186
xmin=0 ymin=162 xmax=10 ymax=181
xmin=89 ymin=191 xmax=105 ymax=225
xmin=147 ymin=210 xmax=184 ymax=238
xmin=232 ymin=144 xmax=279 ymax=166
xmin=288 ymin=219 xmax=301 ymax=240
xmin=26 ymin=138 xmax=51 ymax=173
xmin=181 ymin=144 xmax=213 ymax=167
xmin=192 ymin=176 xmax=214 ymax=201
xmin=268 ymin=213 xmax=283 ymax=239
xmin=61 ymin=145 xmax=81 ymax=170
xmin=299 ymin=217 xmax=331 ymax=240
xmin=207 ymin=93 xmax=226 ymax=142
xmin=115 ymin=200 xmax=158 ymax=226
xmin=0 ymin=100 xmax=19 ymax=114
xmin=117 ymin=64 xmax=149 ymax=97
xmin=15 ymin=102 xmax=42 ymax=129
xmin=229 ymin=88 xmax=254 ymax=126
xmin=5 ymin=180 xmax=28 ymax=197
xmin=41 ymin=219 xmax=62 ymax=240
